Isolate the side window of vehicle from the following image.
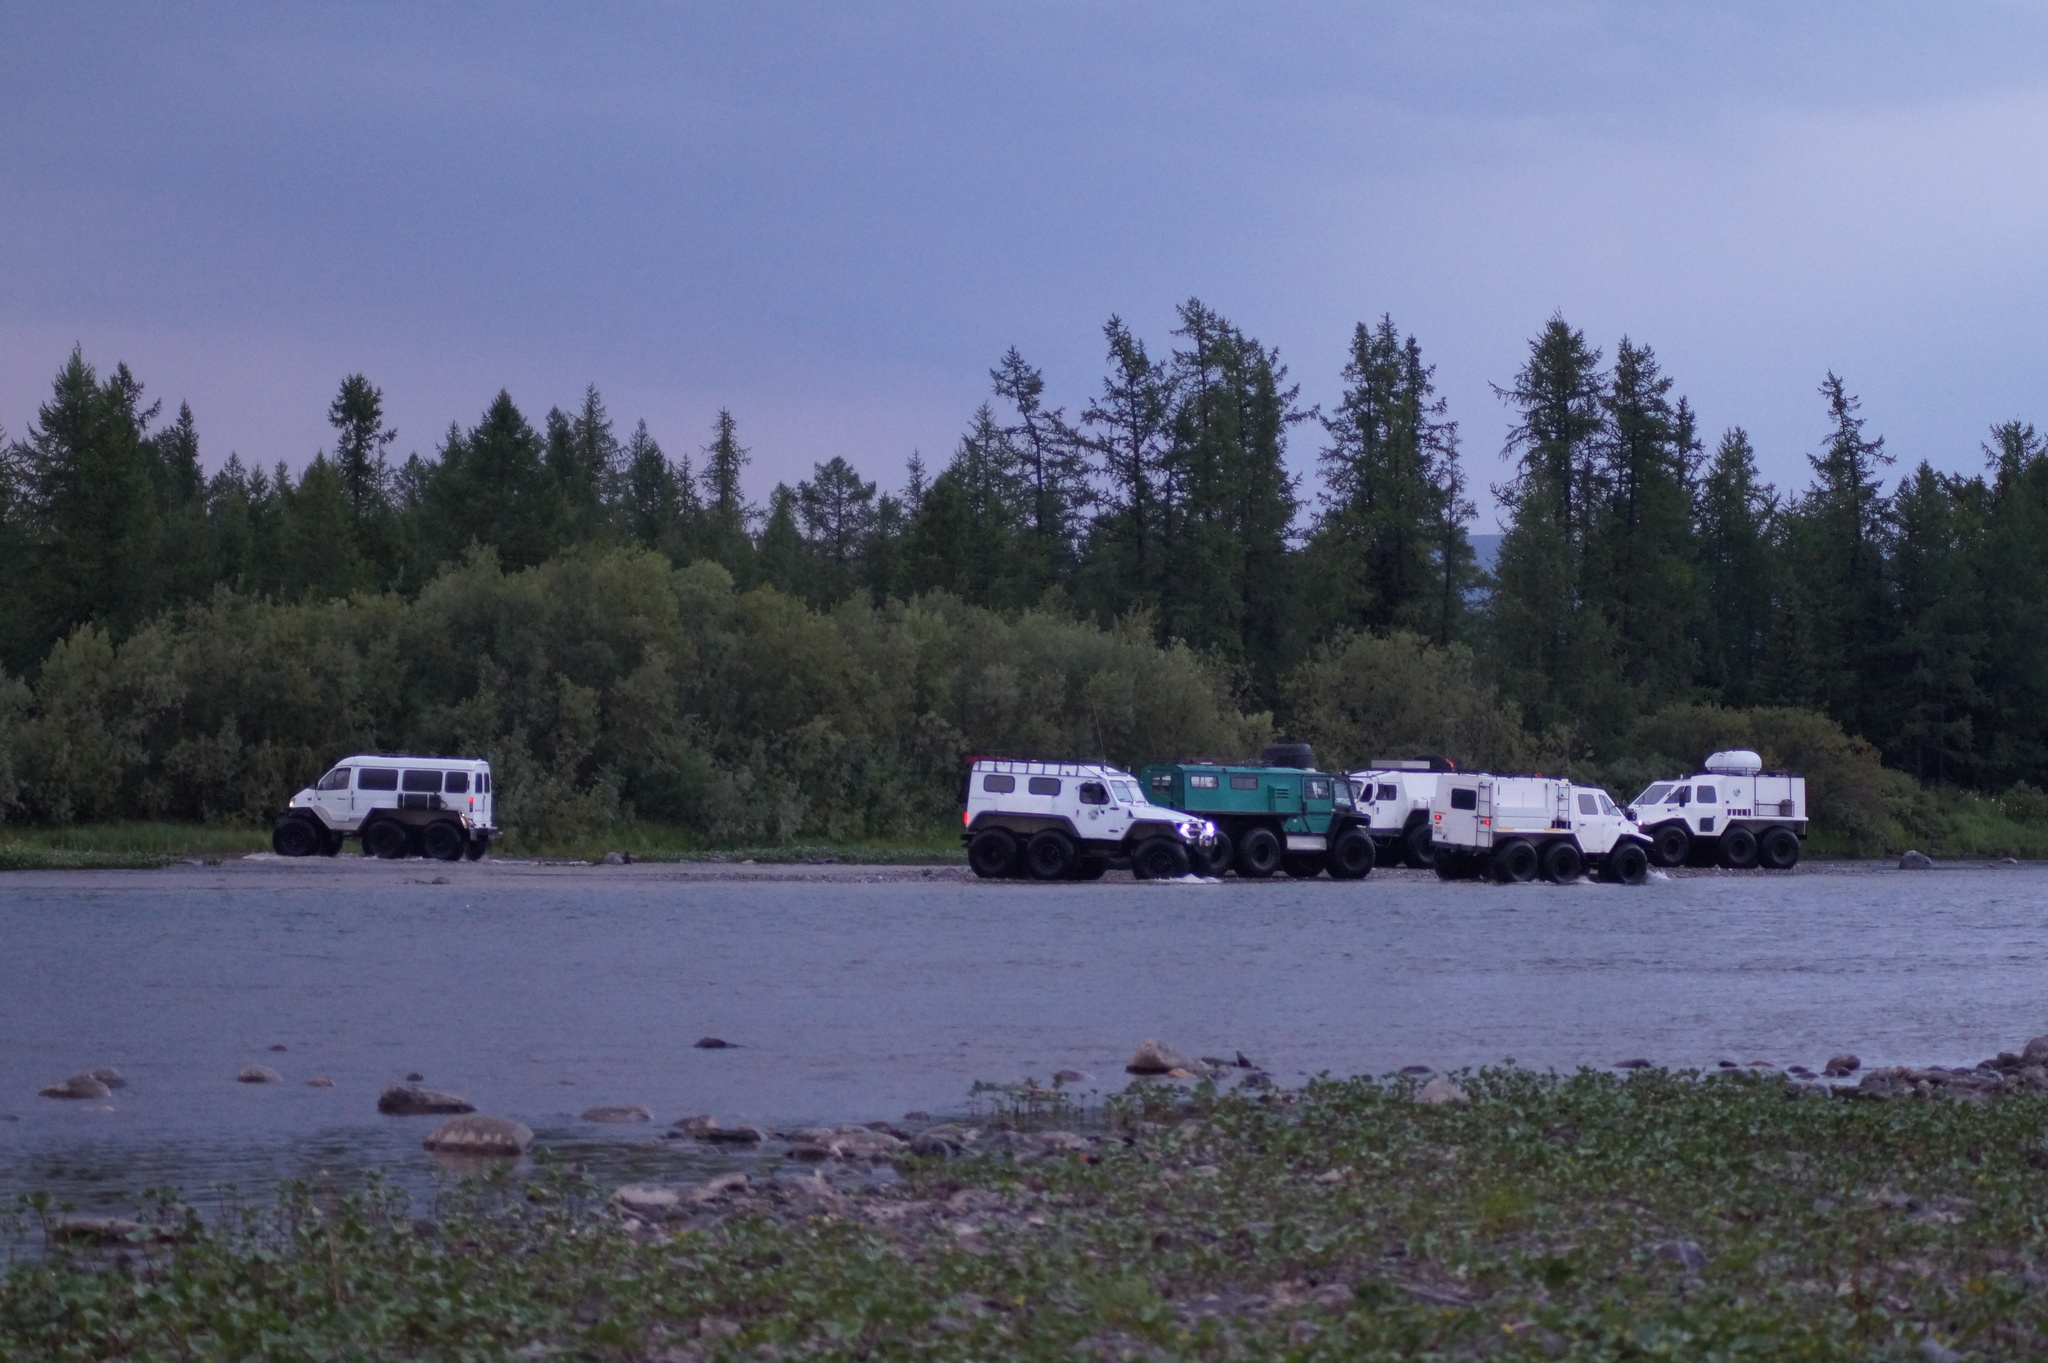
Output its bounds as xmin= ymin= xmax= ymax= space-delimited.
xmin=1306 ymin=779 xmax=1331 ymax=800
xmin=982 ymin=774 xmax=1016 ymax=794
xmin=402 ymin=770 xmax=442 ymax=793
xmin=1378 ymin=783 xmax=1398 ymax=802
xmin=359 ymin=768 xmax=399 ymax=791
xmin=1672 ymin=786 xmax=1690 ymax=806
xmin=1229 ymin=774 xmax=1259 ymax=790
xmin=1078 ymin=782 xmax=1109 ymax=805
xmin=1188 ymin=774 xmax=1218 ymax=789
xmin=1578 ymin=793 xmax=1598 ymax=815
xmin=315 ymin=767 xmax=351 ymax=791
xmin=482 ymin=773 xmax=491 ymax=793
xmin=1450 ymin=788 xmax=1478 ymax=811
xmin=444 ymin=772 xmax=470 ymax=794
xmin=1028 ymin=777 xmax=1061 ymax=796
xmin=1151 ymin=773 xmax=1175 ymax=790
xmin=1696 ymin=785 xmax=1717 ymax=803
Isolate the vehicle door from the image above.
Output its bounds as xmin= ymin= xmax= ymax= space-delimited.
xmin=443 ymin=768 xmax=475 ymax=823
xmin=1077 ymin=779 xmax=1115 ymax=839
xmin=1692 ymin=782 xmax=1720 ymax=836
xmin=1302 ymin=776 xmax=1334 ymax=833
xmin=311 ymin=765 xmax=355 ymax=826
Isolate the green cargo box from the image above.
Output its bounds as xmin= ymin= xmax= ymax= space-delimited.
xmin=1137 ymin=763 xmax=1375 ymax=881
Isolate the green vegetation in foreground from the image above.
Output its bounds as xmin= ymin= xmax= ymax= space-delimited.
xmin=9 ymin=1069 xmax=2048 ymax=1360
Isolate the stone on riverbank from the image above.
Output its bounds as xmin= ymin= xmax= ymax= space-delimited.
xmin=788 ymin=1124 xmax=907 ymax=1160
xmin=2023 ymin=1035 xmax=2048 ymax=1065
xmin=581 ymin=1104 xmax=652 ymax=1123
xmin=378 ymin=1086 xmax=475 ymax=1116
xmin=40 ymin=1074 xmax=110 ymax=1100
xmin=85 ymin=1067 xmax=126 ymax=1089
xmin=1127 ymin=1038 xmax=1204 ymax=1075
xmin=693 ymin=1037 xmax=734 ymax=1049
xmin=1825 ymin=1054 xmax=1861 ymax=1076
xmin=422 ymin=1114 xmax=533 ymax=1156
xmin=613 ymin=1183 xmax=682 ymax=1216
xmin=1900 ymin=849 xmax=1934 ymax=869
xmin=237 ymin=1066 xmax=281 ymax=1084
xmin=1416 ymin=1075 xmax=1469 ymax=1105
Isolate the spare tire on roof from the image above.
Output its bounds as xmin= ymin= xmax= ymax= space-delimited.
xmin=1258 ymin=742 xmax=1315 ymax=769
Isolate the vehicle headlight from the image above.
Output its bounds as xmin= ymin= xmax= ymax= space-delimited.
xmin=1177 ymin=819 xmax=1215 ymax=844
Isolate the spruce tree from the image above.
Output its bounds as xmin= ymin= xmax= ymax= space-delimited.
xmin=698 ymin=409 xmax=754 ymax=583
xmin=1078 ymin=316 xmax=1175 ymax=624
xmin=1973 ymin=421 xmax=2048 ymax=784
xmin=423 ymin=392 xmax=556 ymax=570
xmin=795 ymin=456 xmax=878 ymax=605
xmin=1307 ymin=315 xmax=1472 ymax=645
xmin=755 ymin=483 xmax=806 ymax=598
xmin=546 ymin=385 xmax=617 ymax=548
xmin=989 ymin=347 xmax=1087 ymax=594
xmin=1694 ymin=428 xmax=1777 ymax=703
xmin=328 ymin=375 xmax=396 ymax=521
xmin=618 ymin=419 xmax=699 ymax=565
xmin=1887 ymin=463 xmax=1983 ymax=781
xmin=902 ymin=405 xmax=1033 ymax=608
xmin=1161 ymin=299 xmax=1304 ymax=697
xmin=1485 ymin=317 xmax=1613 ymax=733
xmin=1592 ymin=338 xmax=1701 ymax=700
xmin=1779 ymin=373 xmax=1895 ymax=738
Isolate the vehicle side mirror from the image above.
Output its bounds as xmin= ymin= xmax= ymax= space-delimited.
xmin=1624 ymin=807 xmax=1637 ymax=822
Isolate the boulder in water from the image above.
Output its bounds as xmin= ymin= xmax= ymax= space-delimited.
xmin=1126 ymin=1038 xmax=1197 ymax=1075
xmin=85 ymin=1066 xmax=126 ymax=1089
xmin=581 ymin=1104 xmax=652 ymax=1123
xmin=40 ymin=1074 xmax=110 ymax=1101
xmin=1899 ymin=849 xmax=1934 ymax=870
xmin=378 ymin=1086 xmax=475 ymax=1116
xmin=1824 ymin=1054 xmax=1861 ymax=1077
xmin=422 ymin=1114 xmax=533 ymax=1156
xmin=237 ymin=1066 xmax=282 ymax=1084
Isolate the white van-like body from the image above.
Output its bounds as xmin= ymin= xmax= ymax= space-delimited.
xmin=1346 ymin=758 xmax=1456 ymax=868
xmin=963 ymin=759 xmax=1217 ymax=881
xmin=1628 ymin=749 xmax=1807 ymax=870
xmin=275 ymin=754 xmax=497 ymax=862
xmin=1429 ymin=773 xmax=1651 ymax=885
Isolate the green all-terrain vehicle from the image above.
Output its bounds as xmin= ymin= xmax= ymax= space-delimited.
xmin=1137 ymin=743 xmax=1376 ymax=880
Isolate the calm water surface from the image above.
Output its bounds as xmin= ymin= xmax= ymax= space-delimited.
xmin=3 ymin=858 xmax=2045 ymax=1212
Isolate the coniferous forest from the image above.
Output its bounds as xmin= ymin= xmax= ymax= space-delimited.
xmin=3 ymin=301 xmax=2044 ymax=851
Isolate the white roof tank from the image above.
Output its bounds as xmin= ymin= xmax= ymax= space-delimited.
xmin=1703 ymin=749 xmax=1763 ymax=776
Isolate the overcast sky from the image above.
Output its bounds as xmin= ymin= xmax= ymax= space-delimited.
xmin=4 ymin=3 xmax=2046 ymax=526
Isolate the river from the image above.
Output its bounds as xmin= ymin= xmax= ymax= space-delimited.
xmin=3 ymin=855 xmax=2043 ymax=1213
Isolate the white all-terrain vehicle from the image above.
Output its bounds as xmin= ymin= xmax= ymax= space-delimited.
xmin=1346 ymin=757 xmax=1458 ymax=868
xmin=963 ymin=759 xmax=1218 ymax=881
xmin=1628 ymin=749 xmax=1807 ymax=870
xmin=273 ymin=754 xmax=498 ymax=862
xmin=1429 ymin=774 xmax=1651 ymax=885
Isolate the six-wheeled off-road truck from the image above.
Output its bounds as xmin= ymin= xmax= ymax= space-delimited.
xmin=963 ymin=759 xmax=1217 ymax=880
xmin=1627 ymin=750 xmax=1807 ymax=870
xmin=1141 ymin=743 xmax=1375 ymax=880
xmin=1429 ymin=773 xmax=1652 ymax=885
xmin=273 ymin=754 xmax=497 ymax=862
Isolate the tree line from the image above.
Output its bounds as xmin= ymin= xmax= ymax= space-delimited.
xmin=1 ymin=299 xmax=2043 ymax=834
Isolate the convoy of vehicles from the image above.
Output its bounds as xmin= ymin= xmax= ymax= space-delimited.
xmin=271 ymin=742 xmax=1808 ymax=881
xmin=1627 ymin=750 xmax=1807 ymax=869
xmin=1345 ymin=757 xmax=1458 ymax=868
xmin=1140 ymin=744 xmax=1376 ymax=879
xmin=961 ymin=759 xmax=1218 ymax=880
xmin=272 ymin=754 xmax=497 ymax=862
xmin=1428 ymin=773 xmax=1653 ymax=884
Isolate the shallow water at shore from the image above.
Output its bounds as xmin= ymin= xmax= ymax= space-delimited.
xmin=3 ymin=855 xmax=2045 ymax=1212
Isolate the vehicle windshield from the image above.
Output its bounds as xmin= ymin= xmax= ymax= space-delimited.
xmin=1111 ymin=781 xmax=1137 ymax=802
xmin=1600 ymin=793 xmax=1622 ymax=817
xmin=1634 ymin=783 xmax=1673 ymax=806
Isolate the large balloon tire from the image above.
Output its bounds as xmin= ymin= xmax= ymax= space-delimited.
xmin=1651 ymin=824 xmax=1690 ymax=868
xmin=364 ymin=820 xmax=411 ymax=861
xmin=1539 ymin=839 xmax=1583 ymax=885
xmin=1235 ymin=827 xmax=1282 ymax=879
xmin=421 ymin=821 xmax=467 ymax=863
xmin=1719 ymin=826 xmax=1760 ymax=870
xmin=1491 ymin=839 xmax=1539 ymax=884
xmin=1606 ymin=841 xmax=1651 ymax=885
xmin=1759 ymin=827 xmax=1801 ymax=870
xmin=1327 ymin=828 xmax=1376 ymax=880
xmin=967 ymin=828 xmax=1019 ymax=879
xmin=1402 ymin=822 xmax=1435 ymax=869
xmin=271 ymin=816 xmax=321 ymax=858
xmin=1131 ymin=837 xmax=1190 ymax=881
xmin=1025 ymin=830 xmax=1078 ymax=881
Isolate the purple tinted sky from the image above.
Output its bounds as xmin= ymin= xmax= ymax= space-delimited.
xmin=4 ymin=4 xmax=2046 ymax=525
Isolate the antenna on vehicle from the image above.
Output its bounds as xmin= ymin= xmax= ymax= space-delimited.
xmin=1092 ymin=711 xmax=1108 ymax=768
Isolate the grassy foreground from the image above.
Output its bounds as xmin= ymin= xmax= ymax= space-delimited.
xmin=8 ymin=1068 xmax=2048 ymax=1360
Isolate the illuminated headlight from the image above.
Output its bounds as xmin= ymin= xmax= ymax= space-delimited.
xmin=1178 ymin=818 xmax=1217 ymax=845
